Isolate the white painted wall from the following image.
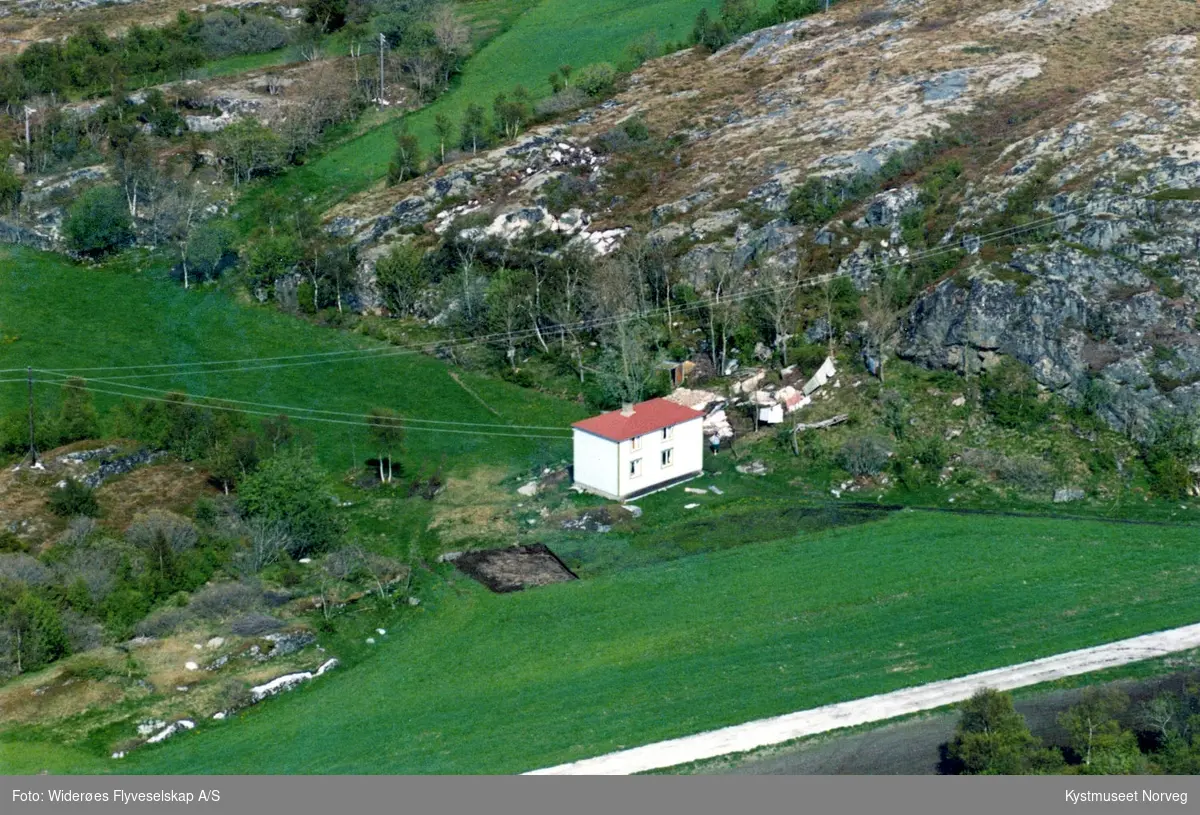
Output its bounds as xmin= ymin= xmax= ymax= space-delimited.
xmin=573 ymin=429 xmax=620 ymax=499
xmin=571 ymin=417 xmax=702 ymax=500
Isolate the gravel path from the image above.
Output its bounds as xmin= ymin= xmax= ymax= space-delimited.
xmin=526 ymin=622 xmax=1200 ymax=775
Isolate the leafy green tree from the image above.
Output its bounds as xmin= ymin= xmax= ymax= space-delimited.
xmin=719 ymin=0 xmax=756 ymax=34
xmin=214 ymin=120 xmax=286 ymax=186
xmin=48 ymin=478 xmax=100 ymax=518
xmin=772 ymin=0 xmax=820 ymax=24
xmin=63 ymin=186 xmax=135 ymax=255
xmin=57 ymin=377 xmax=99 ymax=443
xmin=575 ymin=62 xmax=617 ymax=97
xmin=366 ymin=408 xmax=405 ymax=484
xmin=304 ymin=0 xmax=348 ymax=32
xmin=238 ymin=450 xmax=342 ymax=556
xmin=981 ymin=360 xmax=1051 ymax=430
xmin=375 ymin=242 xmax=427 ymax=316
xmin=3 ymin=592 xmax=68 ymax=674
xmin=459 ymin=103 xmax=488 ymax=154
xmin=387 ymin=125 xmax=422 ymax=184
xmin=492 ymin=86 xmax=534 ymax=139
xmin=0 ymin=166 xmax=21 ymax=216
xmin=207 ymin=432 xmax=261 ymax=494
xmin=433 ymin=112 xmax=453 ymax=164
xmin=949 ymin=689 xmax=1060 ymax=774
xmin=1059 ymin=688 xmax=1138 ymax=772
xmin=186 ymin=221 xmax=235 ymax=284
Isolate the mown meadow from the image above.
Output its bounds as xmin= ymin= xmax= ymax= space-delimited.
xmin=105 ymin=509 xmax=1200 ymax=774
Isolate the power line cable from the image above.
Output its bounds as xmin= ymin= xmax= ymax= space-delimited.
xmin=32 ymin=379 xmax=573 ymax=439
xmin=31 ymin=369 xmax=574 ymax=431
xmin=24 ymin=191 xmax=1113 ymax=379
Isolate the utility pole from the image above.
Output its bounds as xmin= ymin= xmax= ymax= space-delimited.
xmin=26 ymin=367 xmax=36 ymax=466
xmin=378 ymin=33 xmax=386 ymax=103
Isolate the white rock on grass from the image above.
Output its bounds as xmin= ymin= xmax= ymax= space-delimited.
xmin=184 ymin=661 xmax=199 ymax=671
xmin=146 ymin=720 xmax=195 ymax=744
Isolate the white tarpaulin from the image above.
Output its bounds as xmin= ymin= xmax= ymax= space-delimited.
xmin=801 ymin=357 xmax=837 ymax=396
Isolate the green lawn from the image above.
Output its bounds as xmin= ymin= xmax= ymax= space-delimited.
xmin=237 ymin=0 xmax=728 ymax=215
xmin=0 ymin=246 xmax=581 ymax=474
xmin=79 ymin=509 xmax=1200 ymax=774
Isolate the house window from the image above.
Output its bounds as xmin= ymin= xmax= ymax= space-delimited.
xmin=630 ymin=458 xmax=643 ymax=478
xmin=631 ymin=435 xmax=642 ymax=451
xmin=662 ymin=426 xmax=673 ymax=441
xmin=661 ymin=448 xmax=673 ymax=468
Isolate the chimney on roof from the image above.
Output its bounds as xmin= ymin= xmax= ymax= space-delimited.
xmin=620 ymin=402 xmax=635 ymax=417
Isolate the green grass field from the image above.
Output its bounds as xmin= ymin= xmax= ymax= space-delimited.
xmin=47 ymin=509 xmax=1189 ymax=774
xmin=0 ymin=246 xmax=581 ymax=474
xmin=237 ymin=0 xmax=727 ymax=216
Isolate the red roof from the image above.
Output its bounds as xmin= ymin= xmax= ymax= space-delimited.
xmin=572 ymin=398 xmax=703 ymax=443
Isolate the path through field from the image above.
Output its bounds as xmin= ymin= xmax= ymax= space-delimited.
xmin=526 ymin=621 xmax=1200 ymax=774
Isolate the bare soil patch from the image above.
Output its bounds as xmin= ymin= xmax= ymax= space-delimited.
xmin=454 ymin=543 xmax=578 ymax=593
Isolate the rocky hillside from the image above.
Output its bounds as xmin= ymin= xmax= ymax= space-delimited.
xmin=333 ymin=0 xmax=1199 ymax=436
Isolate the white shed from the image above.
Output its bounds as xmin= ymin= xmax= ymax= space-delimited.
xmin=571 ymin=398 xmax=705 ymax=500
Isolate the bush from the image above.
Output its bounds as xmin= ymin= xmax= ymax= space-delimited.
xmin=229 ymin=612 xmax=284 ymax=636
xmin=575 ymin=62 xmax=617 ymax=97
xmin=837 ymin=436 xmax=891 ymax=477
xmin=773 ymin=0 xmax=820 ymax=24
xmin=0 ymin=553 xmax=50 ymax=586
xmin=63 ymin=186 xmax=134 ymax=256
xmin=133 ymin=606 xmax=192 ymax=638
xmin=197 ymin=12 xmax=289 ymax=58
xmin=1146 ymin=452 xmax=1193 ymax=500
xmin=981 ymin=360 xmax=1051 ymax=429
xmin=189 ymin=581 xmax=262 ymax=620
xmin=48 ymin=479 xmax=100 ymax=518
xmin=534 ymin=87 xmax=587 ymax=117
xmin=238 ymin=450 xmax=343 ymax=556
xmin=995 ymin=455 xmax=1053 ymax=494
xmin=217 ymin=678 xmax=253 ymax=711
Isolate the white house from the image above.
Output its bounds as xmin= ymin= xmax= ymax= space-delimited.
xmin=572 ymin=398 xmax=705 ymax=500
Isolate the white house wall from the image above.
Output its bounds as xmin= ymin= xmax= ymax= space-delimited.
xmin=573 ymin=428 xmax=620 ymax=498
xmin=615 ymin=416 xmax=704 ymax=499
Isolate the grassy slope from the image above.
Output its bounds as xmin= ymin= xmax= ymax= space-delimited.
xmin=0 ymin=247 xmax=582 ymax=473
xmin=109 ymin=510 xmax=1200 ymax=774
xmin=238 ymin=0 xmax=723 ymax=214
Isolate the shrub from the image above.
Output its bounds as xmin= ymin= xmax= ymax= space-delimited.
xmin=125 ymin=511 xmax=199 ymax=558
xmin=238 ymin=450 xmax=344 ymax=556
xmin=133 ymin=606 xmax=192 ymax=638
xmin=48 ymin=479 xmax=100 ymax=518
xmin=197 ymin=12 xmax=289 ymax=58
xmin=63 ymin=186 xmax=134 ymax=256
xmin=981 ymin=360 xmax=1051 ymax=429
xmin=773 ymin=0 xmax=820 ymax=24
xmin=1146 ymin=452 xmax=1193 ymax=500
xmin=5 ymin=593 xmax=69 ymax=673
xmin=217 ymin=678 xmax=253 ymax=711
xmin=913 ymin=435 xmax=948 ymax=472
xmin=837 ymin=436 xmax=891 ymax=477
xmin=62 ymin=610 xmax=104 ymax=653
xmin=575 ymin=62 xmax=617 ymax=97
xmin=0 ymin=530 xmax=29 ymax=553
xmin=0 ymin=553 xmax=51 ymax=586
xmin=534 ymin=87 xmax=587 ymax=117
xmin=994 ymin=455 xmax=1053 ymax=494
xmin=229 ymin=612 xmax=284 ymax=636
xmin=189 ymin=581 xmax=262 ymax=620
